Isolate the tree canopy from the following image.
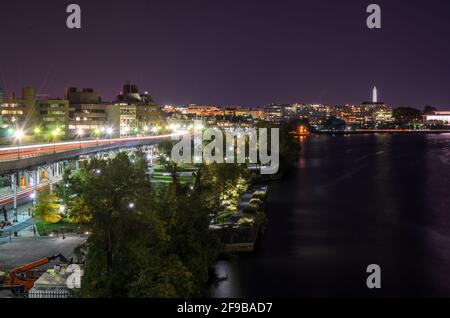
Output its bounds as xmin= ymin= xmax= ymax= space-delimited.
xmin=60 ymin=152 xmax=220 ymax=298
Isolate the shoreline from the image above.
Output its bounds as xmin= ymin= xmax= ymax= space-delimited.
xmin=313 ymin=129 xmax=450 ymax=135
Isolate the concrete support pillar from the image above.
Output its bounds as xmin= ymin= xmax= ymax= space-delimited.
xmin=23 ymin=171 xmax=28 ymax=187
xmin=49 ymin=166 xmax=53 ymax=192
xmin=33 ymin=168 xmax=38 ymax=205
xmin=12 ymin=173 xmax=18 ymax=223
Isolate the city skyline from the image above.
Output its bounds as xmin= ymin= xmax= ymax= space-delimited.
xmin=1 ymin=0 xmax=450 ymax=108
xmin=0 ymin=82 xmax=442 ymax=110
xmin=1 ymin=1 xmax=450 ymax=302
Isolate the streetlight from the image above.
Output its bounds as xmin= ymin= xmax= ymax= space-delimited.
xmin=34 ymin=127 xmax=41 ymax=143
xmin=77 ymin=128 xmax=84 ymax=149
xmin=51 ymin=128 xmax=61 ymax=154
xmin=30 ymin=192 xmax=37 ymax=207
xmin=14 ymin=129 xmax=25 ymax=159
xmin=106 ymin=127 xmax=113 ymax=144
xmin=93 ymin=128 xmax=101 ymax=146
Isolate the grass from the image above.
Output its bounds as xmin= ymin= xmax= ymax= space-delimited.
xmin=151 ymin=174 xmax=195 ymax=184
xmin=35 ymin=222 xmax=91 ymax=236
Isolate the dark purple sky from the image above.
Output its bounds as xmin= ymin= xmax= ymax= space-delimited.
xmin=0 ymin=0 xmax=450 ymax=108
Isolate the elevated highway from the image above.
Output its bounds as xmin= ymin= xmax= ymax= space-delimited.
xmin=0 ymin=132 xmax=183 ymax=176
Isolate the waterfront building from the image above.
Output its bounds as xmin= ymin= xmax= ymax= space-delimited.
xmin=295 ymin=104 xmax=332 ymax=126
xmin=264 ymin=103 xmax=294 ymax=122
xmin=334 ymin=105 xmax=369 ymax=126
xmin=372 ymin=105 xmax=394 ymax=124
xmin=424 ymin=111 xmax=450 ymax=124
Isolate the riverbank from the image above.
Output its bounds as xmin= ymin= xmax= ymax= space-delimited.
xmin=211 ymin=185 xmax=269 ymax=254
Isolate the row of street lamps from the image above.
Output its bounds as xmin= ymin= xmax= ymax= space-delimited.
xmin=7 ymin=123 xmax=176 ymax=160
xmin=7 ymin=126 xmax=116 ymax=159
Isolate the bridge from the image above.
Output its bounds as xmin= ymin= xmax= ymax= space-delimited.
xmin=0 ymin=133 xmax=183 ymax=226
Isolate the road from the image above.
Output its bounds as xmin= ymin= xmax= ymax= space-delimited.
xmin=0 ymin=235 xmax=87 ymax=271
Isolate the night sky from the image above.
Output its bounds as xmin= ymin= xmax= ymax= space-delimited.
xmin=0 ymin=0 xmax=449 ymax=108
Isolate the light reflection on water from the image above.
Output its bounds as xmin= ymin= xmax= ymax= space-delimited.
xmin=209 ymin=134 xmax=450 ymax=298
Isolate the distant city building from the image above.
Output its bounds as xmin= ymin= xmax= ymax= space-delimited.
xmin=264 ymin=104 xmax=293 ymax=122
xmin=185 ymin=105 xmax=222 ymax=117
xmin=360 ymin=87 xmax=394 ymax=125
xmin=233 ymin=107 xmax=265 ymax=120
xmin=0 ymin=87 xmax=71 ymax=135
xmin=113 ymin=81 xmax=165 ymax=136
xmin=107 ymin=104 xmax=137 ymax=137
xmin=0 ymin=87 xmax=39 ymax=129
xmin=37 ymin=99 xmax=70 ymax=134
xmin=295 ymin=104 xmax=332 ymax=126
xmin=66 ymin=87 xmax=110 ymax=136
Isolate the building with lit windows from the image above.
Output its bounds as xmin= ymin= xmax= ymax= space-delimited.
xmin=37 ymin=99 xmax=70 ymax=134
xmin=424 ymin=111 xmax=450 ymax=124
xmin=113 ymin=81 xmax=165 ymax=135
xmin=185 ymin=105 xmax=223 ymax=117
xmin=0 ymin=87 xmax=38 ymax=129
xmin=66 ymin=87 xmax=111 ymax=136
xmin=295 ymin=104 xmax=332 ymax=126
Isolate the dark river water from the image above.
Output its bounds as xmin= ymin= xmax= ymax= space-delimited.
xmin=209 ymin=134 xmax=450 ymax=297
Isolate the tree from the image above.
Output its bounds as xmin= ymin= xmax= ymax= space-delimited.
xmin=423 ymin=105 xmax=437 ymax=114
xmin=196 ymin=163 xmax=252 ymax=218
xmin=393 ymin=107 xmax=422 ymax=125
xmin=256 ymin=119 xmax=300 ymax=173
xmin=32 ymin=191 xmax=62 ymax=234
xmin=323 ymin=117 xmax=347 ymax=131
xmin=61 ymin=151 xmax=220 ymax=298
xmin=68 ymin=197 xmax=93 ymax=224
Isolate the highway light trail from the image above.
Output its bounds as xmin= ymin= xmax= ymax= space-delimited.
xmin=0 ymin=131 xmax=187 ymax=162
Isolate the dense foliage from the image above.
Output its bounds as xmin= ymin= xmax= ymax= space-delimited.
xmin=60 ymin=152 xmax=220 ymax=298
